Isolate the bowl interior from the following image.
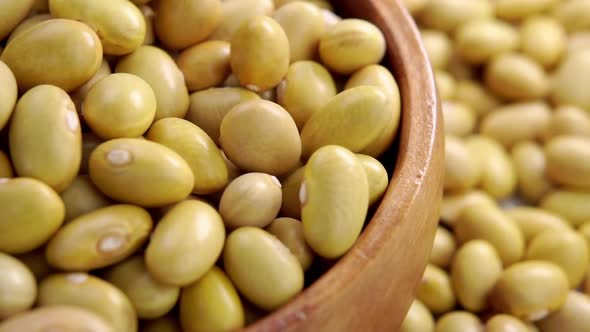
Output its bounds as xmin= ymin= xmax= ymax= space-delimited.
xmin=245 ymin=0 xmax=444 ymax=331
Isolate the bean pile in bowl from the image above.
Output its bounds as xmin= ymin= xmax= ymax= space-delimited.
xmin=0 ymin=0 xmax=403 ymax=331
xmin=400 ymin=0 xmax=590 ymax=331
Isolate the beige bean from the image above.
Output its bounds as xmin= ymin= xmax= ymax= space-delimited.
xmin=485 ymin=52 xmax=549 ymax=101
xmin=444 ymin=135 xmax=482 ymax=193
xmin=537 ymin=291 xmax=590 ymax=332
xmin=400 ymin=299 xmax=435 ymax=332
xmin=442 ymin=101 xmax=476 ymax=137
xmin=541 ymin=190 xmax=590 ymax=227
xmin=219 ymin=173 xmax=282 ymax=229
xmin=419 ymin=0 xmax=493 ymax=32
xmin=223 ymin=227 xmax=303 ymax=311
xmin=146 ymin=200 xmax=225 ymax=286
xmin=578 ymin=220 xmax=590 ymax=258
xmin=115 ymin=46 xmax=190 ymax=120
xmin=455 ymin=198 xmax=525 ymax=266
xmin=345 ymin=64 xmax=402 ymax=158
xmin=139 ymin=5 xmax=155 ymax=45
xmin=176 ymin=41 xmax=231 ymax=92
xmin=526 ymin=230 xmax=589 ymax=288
xmin=272 ymin=1 xmax=325 ymax=62
xmin=0 ymin=252 xmax=37 ymax=318
xmin=266 ymin=217 xmax=314 ymax=271
xmin=0 ymin=306 xmax=115 ymax=332
xmin=455 ymin=19 xmax=519 ymax=65
xmin=435 ymin=70 xmax=456 ymax=101
xmin=490 ymin=261 xmax=569 ymax=321
xmin=567 ymin=31 xmax=590 ymax=54
xmin=480 ymin=102 xmax=551 ymax=148
xmin=104 ymin=256 xmax=179 ymax=320
xmin=7 ymin=13 xmax=52 ymax=44
xmin=153 ymin=0 xmax=221 ymax=50
xmin=38 ymin=273 xmax=137 ymax=332
xmin=505 ymin=207 xmax=571 ymax=243
xmin=543 ymin=105 xmax=590 ymax=140
xmin=229 ymin=15 xmax=290 ymax=92
xmin=451 ymin=240 xmax=503 ymax=312
xmin=279 ymin=165 xmax=304 ymax=220
xmin=511 ymin=141 xmax=553 ymax=203
xmin=421 ymin=29 xmax=452 ymax=69
xmin=319 ymin=19 xmax=386 ymax=75
xmin=465 ymin=136 xmax=517 ymax=199
xmin=430 ymin=226 xmax=457 ymax=269
xmin=496 ymin=0 xmax=559 ymax=21
xmin=277 ymin=61 xmax=337 ymax=130
xmin=301 ymin=145 xmax=369 ymax=259
xmin=453 ymin=79 xmax=500 ymax=117
xmin=553 ymin=0 xmax=590 ymax=33
xmin=486 ymin=314 xmax=532 ymax=332
xmin=520 ymin=15 xmax=566 ymax=67
xmin=435 ymin=311 xmax=483 ymax=332
xmin=439 ymin=190 xmax=496 ymax=227
xmin=208 ymin=0 xmax=274 ymax=41
xmin=356 ymin=154 xmax=389 ymax=206
xmin=185 ymin=87 xmax=260 ymax=146
xmin=416 ymin=264 xmax=456 ymax=315
xmin=0 ymin=0 xmax=35 ymax=40
xmin=179 ymin=267 xmax=244 ymax=332
xmin=551 ymin=49 xmax=590 ymax=112
xmin=545 ymin=136 xmax=590 ymax=189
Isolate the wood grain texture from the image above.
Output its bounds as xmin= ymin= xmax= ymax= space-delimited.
xmin=245 ymin=0 xmax=444 ymax=331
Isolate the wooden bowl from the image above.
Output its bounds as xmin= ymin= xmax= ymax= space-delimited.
xmin=245 ymin=0 xmax=444 ymax=331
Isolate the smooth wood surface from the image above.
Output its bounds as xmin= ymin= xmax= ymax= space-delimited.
xmin=245 ymin=1 xmax=444 ymax=331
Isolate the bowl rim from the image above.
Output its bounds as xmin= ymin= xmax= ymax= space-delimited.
xmin=245 ymin=0 xmax=443 ymax=330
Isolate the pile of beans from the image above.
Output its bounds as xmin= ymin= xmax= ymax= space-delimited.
xmin=400 ymin=0 xmax=590 ymax=331
xmin=0 ymin=0 xmax=402 ymax=331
